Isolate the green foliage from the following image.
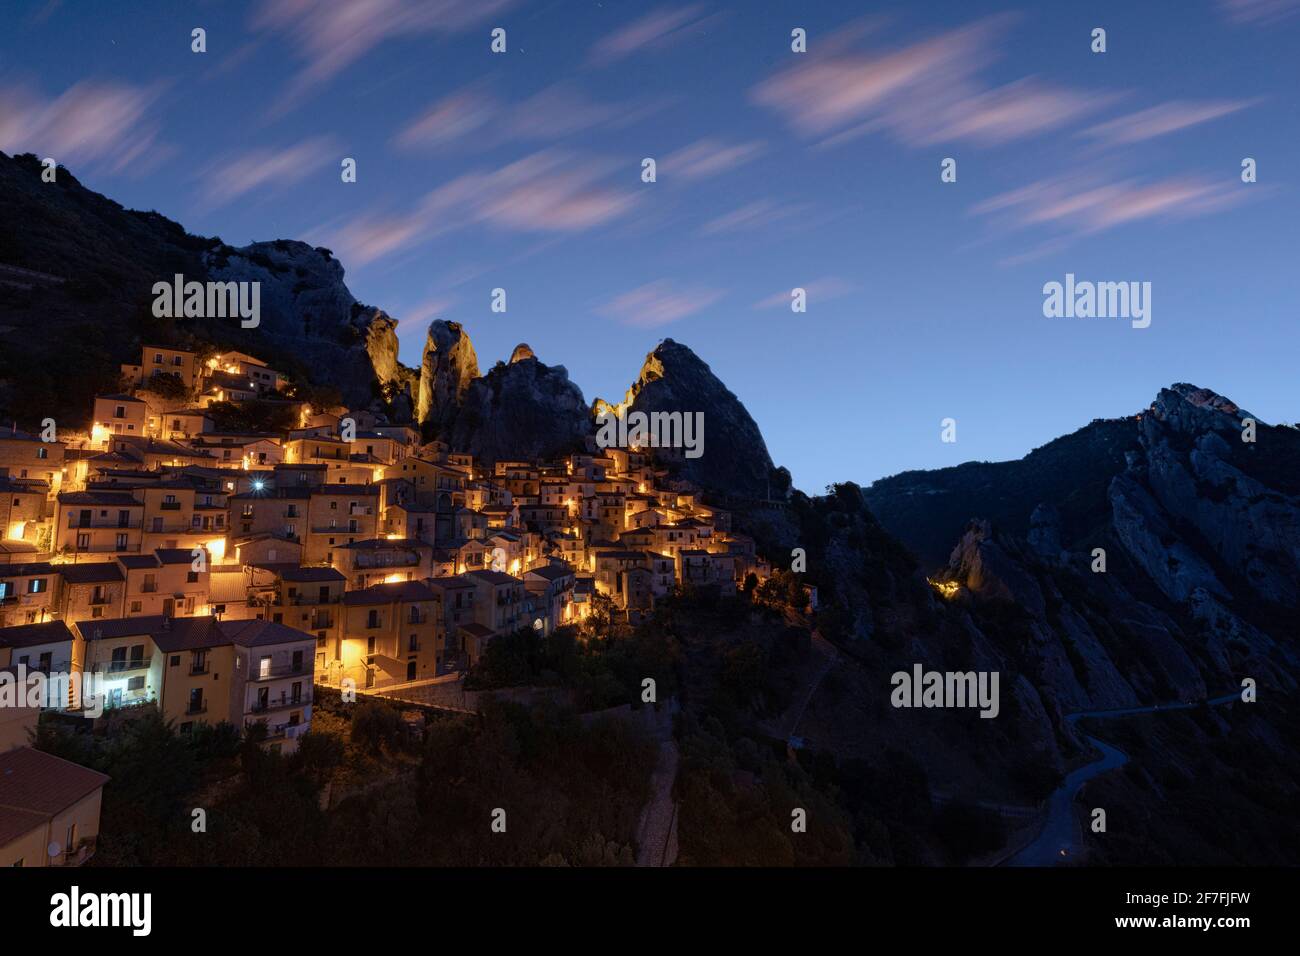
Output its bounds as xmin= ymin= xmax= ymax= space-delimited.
xmin=138 ymin=371 xmax=191 ymax=401
xmin=204 ymin=399 xmax=300 ymax=433
xmin=675 ymin=715 xmax=855 ymax=866
xmin=323 ymin=699 xmax=656 ymax=866
xmin=349 ymin=699 xmax=410 ymax=755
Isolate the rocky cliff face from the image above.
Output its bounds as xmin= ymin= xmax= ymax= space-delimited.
xmin=445 ymin=347 xmax=591 ymax=464
xmin=866 ymin=384 xmax=1300 ymax=712
xmin=414 ymin=320 xmax=479 ymax=428
xmin=204 ymin=240 xmax=414 ymax=411
xmin=0 ymin=152 xmax=418 ymax=421
xmin=599 ymin=338 xmax=777 ymax=498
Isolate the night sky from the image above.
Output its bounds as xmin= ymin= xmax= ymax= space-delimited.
xmin=3 ymin=0 xmax=1296 ymax=491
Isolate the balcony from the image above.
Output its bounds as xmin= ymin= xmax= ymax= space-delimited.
xmin=159 ymin=501 xmax=182 ymax=511
xmin=49 ymin=837 xmax=97 ymax=867
xmin=99 ymin=657 xmax=150 ymax=674
xmin=264 ymin=721 xmax=307 ymax=741
xmin=185 ymin=701 xmax=208 ymax=716
xmin=68 ymin=519 xmax=141 ymax=529
xmin=102 ymin=692 xmax=156 ymax=712
xmin=249 ymin=661 xmax=310 ymax=681
xmin=189 ymin=660 xmax=210 ymax=675
xmin=250 ymin=695 xmax=309 ymax=714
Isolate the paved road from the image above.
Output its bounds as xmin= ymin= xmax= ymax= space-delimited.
xmin=1006 ymin=692 xmax=1238 ymax=866
xmin=635 ymin=702 xmax=680 ymax=867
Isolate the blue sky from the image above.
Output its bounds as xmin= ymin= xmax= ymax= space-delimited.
xmin=2 ymin=0 xmax=1297 ymax=492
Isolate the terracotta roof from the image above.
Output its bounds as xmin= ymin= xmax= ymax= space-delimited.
xmin=81 ymin=615 xmax=225 ymax=652
xmin=463 ymin=569 xmax=519 ymax=586
xmin=58 ymin=563 xmax=125 ymax=585
xmin=0 ymin=747 xmax=109 ymax=846
xmin=341 ymin=581 xmax=435 ymax=605
xmin=217 ymin=619 xmax=315 ymax=648
xmin=0 ymin=620 xmax=76 ymax=649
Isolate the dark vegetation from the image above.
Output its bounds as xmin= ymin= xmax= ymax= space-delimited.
xmin=33 ymin=694 xmax=656 ymax=867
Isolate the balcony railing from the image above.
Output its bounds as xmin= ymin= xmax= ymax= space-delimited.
xmin=159 ymin=501 xmax=182 ymax=511
xmin=185 ymin=701 xmax=208 ymax=715
xmin=189 ymin=660 xmax=210 ymax=675
xmin=102 ymin=692 xmax=156 ymax=712
xmin=250 ymin=695 xmax=309 ymax=714
xmin=249 ymin=662 xmax=310 ymax=681
xmin=49 ymin=838 xmax=97 ymax=867
xmin=99 ymin=657 xmax=150 ymax=673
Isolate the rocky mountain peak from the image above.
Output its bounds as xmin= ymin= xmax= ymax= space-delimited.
xmin=509 ymin=343 xmax=536 ymax=364
xmin=1148 ymin=383 xmax=1257 ymax=436
xmin=446 ymin=348 xmax=590 ymax=465
xmin=593 ymin=337 xmax=776 ymax=498
xmin=415 ymin=319 xmax=479 ymax=426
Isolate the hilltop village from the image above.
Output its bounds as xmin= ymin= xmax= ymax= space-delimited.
xmin=0 ymin=342 xmax=776 ymax=745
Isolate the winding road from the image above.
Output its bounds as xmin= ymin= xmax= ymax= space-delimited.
xmin=1006 ymin=692 xmax=1239 ymax=866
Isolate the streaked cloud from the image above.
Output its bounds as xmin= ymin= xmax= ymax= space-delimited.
xmin=0 ymin=80 xmax=164 ymax=173
xmin=252 ymin=0 xmax=518 ymax=113
xmin=320 ymin=150 xmax=637 ymax=267
xmin=598 ymin=279 xmax=723 ymax=328
xmin=588 ymin=5 xmax=713 ymax=66
xmin=754 ymin=277 xmax=854 ymax=310
xmin=1080 ymin=99 xmax=1259 ymax=146
xmin=1217 ymin=0 xmax=1300 ymax=23
xmin=194 ymin=136 xmax=338 ymax=208
xmin=398 ymin=296 xmax=457 ymax=327
xmin=663 ymin=137 xmax=764 ymax=181
xmin=972 ymin=173 xmax=1247 ymax=239
xmin=395 ymin=82 xmax=625 ymax=150
xmin=700 ymin=199 xmax=809 ymax=236
xmin=753 ymin=17 xmax=1111 ymax=149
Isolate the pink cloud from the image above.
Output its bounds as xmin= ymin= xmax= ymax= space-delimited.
xmin=753 ymin=277 xmax=854 ymax=310
xmin=1217 ymin=0 xmax=1300 ymax=22
xmin=194 ymin=136 xmax=338 ymax=208
xmin=252 ymin=0 xmax=518 ymax=113
xmin=588 ymin=5 xmax=713 ymax=65
xmin=663 ymin=137 xmax=764 ymax=181
xmin=318 ymin=150 xmax=637 ymax=267
xmin=395 ymin=83 xmax=624 ymax=150
xmin=700 ymin=199 xmax=809 ymax=236
xmin=1080 ymin=99 xmax=1259 ymax=145
xmin=0 ymin=80 xmax=164 ymax=173
xmin=972 ymin=173 xmax=1247 ymax=239
xmin=754 ymin=17 xmax=1111 ymax=149
xmin=599 ymin=280 xmax=723 ymax=328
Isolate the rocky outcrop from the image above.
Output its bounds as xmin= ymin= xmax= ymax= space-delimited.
xmin=509 ymin=343 xmax=535 ymax=364
xmin=445 ymin=349 xmax=591 ymax=465
xmin=415 ymin=320 xmax=479 ymax=428
xmin=600 ymin=338 xmax=777 ymax=498
xmin=868 ymin=382 xmax=1300 ymax=711
xmin=204 ymin=240 xmax=415 ymax=411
